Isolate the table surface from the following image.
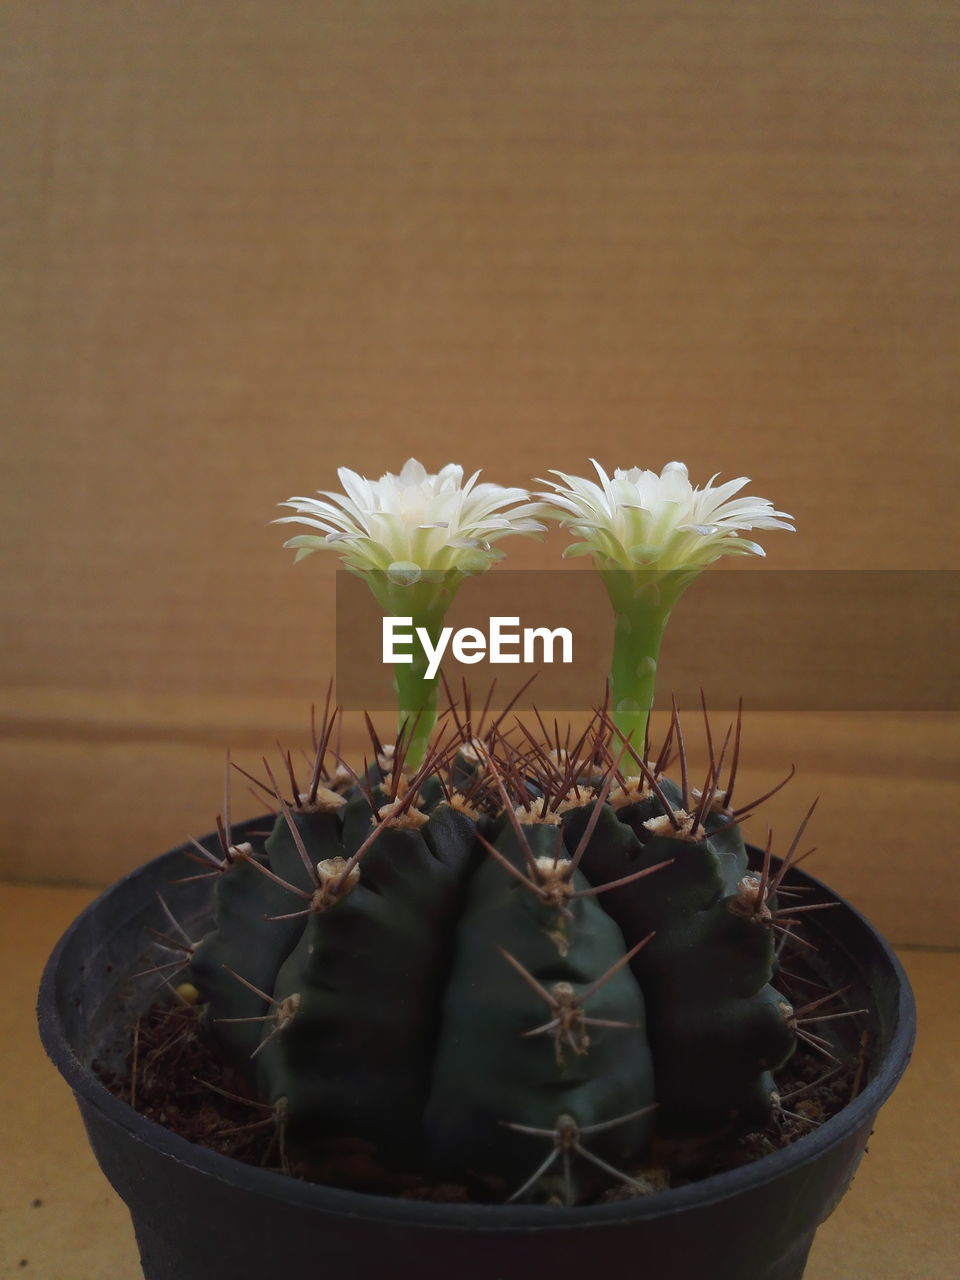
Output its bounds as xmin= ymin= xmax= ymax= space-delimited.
xmin=3 ymin=882 xmax=957 ymax=1280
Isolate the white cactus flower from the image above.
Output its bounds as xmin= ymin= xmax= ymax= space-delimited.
xmin=537 ymin=460 xmax=794 ymax=571
xmin=278 ymin=458 xmax=546 ymax=583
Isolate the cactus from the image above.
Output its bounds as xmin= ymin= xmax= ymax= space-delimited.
xmin=177 ymin=696 xmax=813 ymax=1205
xmin=143 ymin=457 xmax=835 ymax=1203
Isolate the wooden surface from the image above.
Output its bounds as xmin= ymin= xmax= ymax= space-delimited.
xmin=4 ymin=882 xmax=957 ymax=1279
xmin=1 ymin=3 xmax=958 ymax=941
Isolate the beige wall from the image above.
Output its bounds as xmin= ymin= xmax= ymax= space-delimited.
xmin=2 ymin=3 xmax=958 ymax=944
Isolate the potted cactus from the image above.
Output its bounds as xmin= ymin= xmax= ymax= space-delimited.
xmin=38 ymin=459 xmax=914 ymax=1280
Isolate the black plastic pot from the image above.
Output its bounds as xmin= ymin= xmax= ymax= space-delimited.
xmin=39 ymin=820 xmax=915 ymax=1280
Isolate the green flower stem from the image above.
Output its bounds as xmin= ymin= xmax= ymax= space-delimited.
xmin=599 ymin=568 xmax=701 ymax=749
xmin=608 ymin=605 xmax=670 ymax=748
xmin=391 ymin=614 xmax=443 ymax=770
xmin=369 ymin=572 xmax=463 ymax=772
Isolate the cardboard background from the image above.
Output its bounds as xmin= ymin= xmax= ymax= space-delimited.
xmin=2 ymin=2 xmax=958 ymax=943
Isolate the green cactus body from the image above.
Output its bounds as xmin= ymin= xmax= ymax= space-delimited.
xmin=560 ymin=797 xmax=795 ymax=1135
xmin=189 ymin=847 xmax=307 ymax=1067
xmin=423 ymin=820 xmax=656 ymax=1201
xmin=263 ymin=801 xmax=347 ymax=894
xmin=187 ymin=796 xmax=479 ymax=1157
xmin=185 ymin=729 xmax=801 ymax=1200
xmin=703 ymin=804 xmax=749 ymax=885
xmin=255 ymin=805 xmax=479 ymax=1159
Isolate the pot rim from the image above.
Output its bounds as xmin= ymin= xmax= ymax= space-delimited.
xmin=38 ymin=838 xmax=916 ymax=1232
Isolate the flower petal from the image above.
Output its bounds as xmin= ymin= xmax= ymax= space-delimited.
xmin=537 ymin=460 xmax=793 ymax=570
xmin=278 ymin=459 xmax=542 ymax=577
